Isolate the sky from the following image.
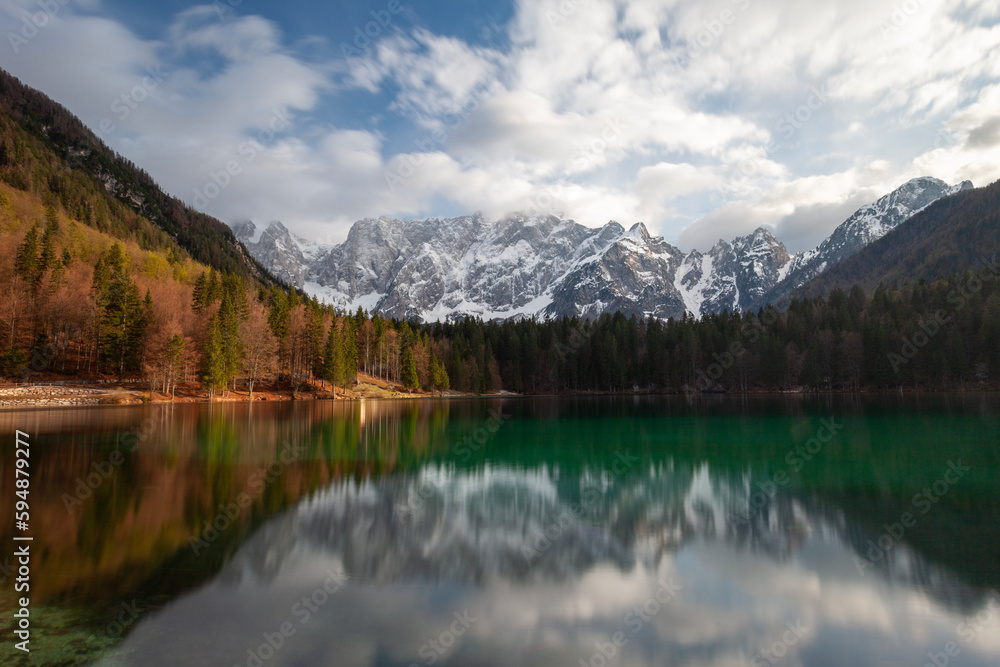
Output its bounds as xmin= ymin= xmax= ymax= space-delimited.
xmin=0 ymin=0 xmax=999 ymax=252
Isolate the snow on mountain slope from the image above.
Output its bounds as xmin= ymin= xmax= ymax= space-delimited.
xmin=233 ymin=177 xmax=972 ymax=322
xmin=674 ymin=251 xmax=712 ymax=318
xmin=752 ymin=176 xmax=973 ymax=309
xmin=231 ymin=220 xmax=314 ymax=288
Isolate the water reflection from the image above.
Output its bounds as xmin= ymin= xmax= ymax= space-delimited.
xmin=0 ymin=396 xmax=997 ymax=666
xmin=100 ymin=461 xmax=1000 ymax=667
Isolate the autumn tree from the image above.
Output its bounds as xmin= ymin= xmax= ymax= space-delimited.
xmin=241 ymin=303 xmax=278 ymax=398
xmin=0 ymin=273 xmax=27 ymax=350
xmin=358 ymin=318 xmax=376 ymax=376
xmin=166 ymin=334 xmax=185 ymax=398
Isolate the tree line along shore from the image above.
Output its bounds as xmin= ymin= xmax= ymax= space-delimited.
xmin=3 ymin=185 xmax=999 ymax=400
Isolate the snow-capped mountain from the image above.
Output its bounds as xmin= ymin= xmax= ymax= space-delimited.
xmin=752 ymin=176 xmax=973 ymax=309
xmin=233 ymin=177 xmax=972 ymax=321
xmin=675 ymin=227 xmax=793 ymax=316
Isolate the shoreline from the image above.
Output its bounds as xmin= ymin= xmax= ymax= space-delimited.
xmin=1 ymin=382 xmax=996 ymax=410
xmin=0 ymin=383 xmax=478 ymax=409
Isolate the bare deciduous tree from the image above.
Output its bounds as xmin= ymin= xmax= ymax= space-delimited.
xmin=241 ymin=302 xmax=278 ymax=399
xmin=0 ymin=272 xmax=27 ymax=349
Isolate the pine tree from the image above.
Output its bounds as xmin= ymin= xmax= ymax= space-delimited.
xmin=429 ymin=355 xmax=449 ymax=394
xmin=14 ymin=223 xmax=40 ymax=287
xmin=201 ymin=314 xmax=227 ymax=398
xmin=342 ymin=318 xmax=358 ymax=386
xmin=482 ymin=340 xmax=495 ymax=393
xmin=92 ymin=253 xmax=110 ymax=292
xmin=96 ymin=244 xmax=146 ymax=379
xmin=322 ymin=322 xmax=344 ymax=394
xmin=205 ymin=269 xmax=220 ymax=308
xmin=39 ymin=219 xmax=55 ymax=275
xmin=217 ymin=286 xmax=243 ymax=392
xmin=402 ymin=347 xmax=419 ymax=391
xmin=223 ymin=274 xmax=249 ymax=320
xmin=306 ymin=301 xmax=325 ymax=379
xmin=267 ymin=287 xmax=291 ymax=364
xmin=192 ymin=272 xmax=208 ymax=312
xmin=373 ymin=314 xmax=386 ymax=379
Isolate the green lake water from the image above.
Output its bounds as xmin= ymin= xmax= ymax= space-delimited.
xmin=1 ymin=394 xmax=998 ymax=666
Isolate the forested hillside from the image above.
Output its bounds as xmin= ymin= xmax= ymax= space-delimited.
xmin=796 ymin=179 xmax=1000 ymax=299
xmin=0 ymin=182 xmax=450 ymax=396
xmin=3 ymin=169 xmax=998 ymax=395
xmin=0 ymin=68 xmax=278 ymax=283
xmin=417 ymin=268 xmax=1000 ymax=393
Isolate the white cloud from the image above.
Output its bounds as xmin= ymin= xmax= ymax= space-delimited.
xmin=356 ymin=27 xmax=506 ymax=123
xmin=0 ymin=0 xmax=998 ymax=251
xmin=632 ymin=162 xmax=722 ymax=221
xmin=679 ymin=167 xmax=901 ymax=251
xmin=168 ymin=8 xmax=281 ymax=61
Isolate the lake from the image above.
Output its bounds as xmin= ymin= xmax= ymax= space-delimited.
xmin=1 ymin=395 xmax=999 ymax=667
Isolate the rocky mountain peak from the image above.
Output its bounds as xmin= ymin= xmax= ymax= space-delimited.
xmin=230 ymin=219 xmax=257 ymax=240
xmin=234 ymin=177 xmax=973 ymax=322
xmin=599 ymin=220 xmax=626 ymax=238
xmin=627 ymin=222 xmax=651 ymax=240
xmin=751 ymin=177 xmax=973 ymax=309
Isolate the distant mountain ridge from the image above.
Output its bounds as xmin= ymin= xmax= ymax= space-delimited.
xmin=755 ymin=176 xmax=973 ymax=308
xmin=235 ymin=177 xmax=973 ymax=322
xmin=793 ymin=178 xmax=1000 ymax=299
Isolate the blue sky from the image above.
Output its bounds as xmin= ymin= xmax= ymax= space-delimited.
xmin=1 ymin=0 xmax=999 ymax=251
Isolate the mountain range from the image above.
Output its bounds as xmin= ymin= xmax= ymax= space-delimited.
xmin=1 ymin=67 xmax=982 ymax=323
xmin=234 ymin=177 xmax=973 ymax=321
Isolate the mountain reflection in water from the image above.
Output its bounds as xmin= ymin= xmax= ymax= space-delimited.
xmin=0 ymin=395 xmax=997 ymax=667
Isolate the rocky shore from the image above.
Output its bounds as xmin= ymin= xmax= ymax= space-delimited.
xmin=0 ymin=386 xmax=138 ymax=408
